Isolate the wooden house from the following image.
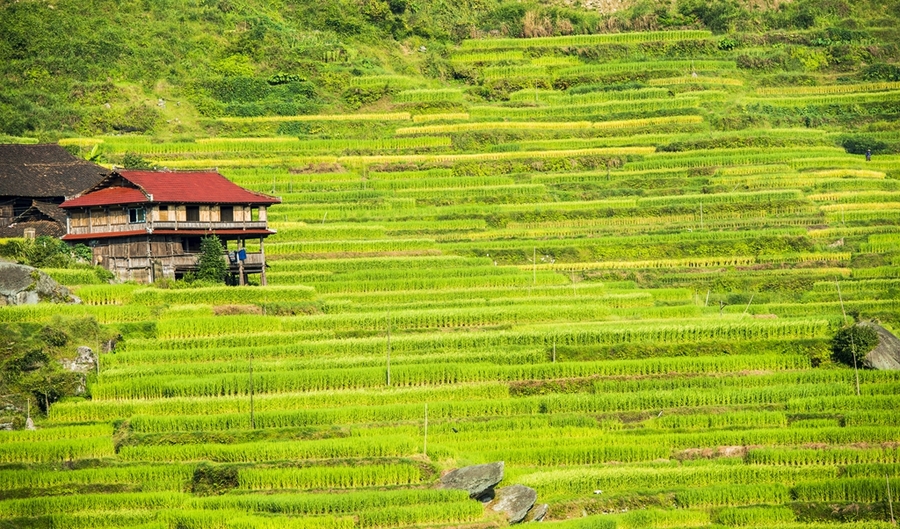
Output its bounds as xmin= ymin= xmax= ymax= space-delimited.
xmin=60 ymin=169 xmax=280 ymax=283
xmin=0 ymin=144 xmax=106 ymax=238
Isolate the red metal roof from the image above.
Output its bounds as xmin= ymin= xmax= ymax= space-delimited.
xmin=61 ymin=229 xmax=275 ymax=241
xmin=120 ymin=170 xmax=279 ymax=205
xmin=60 ymin=170 xmax=280 ymax=208
xmin=60 ymin=187 xmax=148 ymax=208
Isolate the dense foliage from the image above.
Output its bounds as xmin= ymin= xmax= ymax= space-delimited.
xmin=2 ymin=0 xmax=900 ymax=137
xmin=0 ymin=317 xmax=110 ymax=422
xmin=0 ymin=237 xmax=114 ymax=286
xmin=831 ymin=324 xmax=880 ymax=365
xmin=197 ymin=236 xmax=228 ymax=283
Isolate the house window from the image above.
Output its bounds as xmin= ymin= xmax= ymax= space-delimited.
xmin=159 ymin=205 xmax=168 ymax=221
xmin=220 ymin=206 xmax=233 ymax=222
xmin=186 ymin=206 xmax=200 ymax=222
xmin=128 ymin=207 xmax=145 ymax=223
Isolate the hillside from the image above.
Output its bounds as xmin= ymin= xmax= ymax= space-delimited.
xmin=3 ymin=0 xmax=900 ymax=139
xmin=3 ymin=1 xmax=900 ymax=529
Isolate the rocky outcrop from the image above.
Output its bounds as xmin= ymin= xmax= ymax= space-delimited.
xmin=491 ymin=484 xmax=538 ymax=524
xmin=440 ymin=461 xmax=504 ymax=500
xmin=861 ymin=322 xmax=900 ymax=370
xmin=61 ymin=346 xmax=98 ymax=394
xmin=525 ymin=503 xmax=548 ymax=522
xmin=61 ymin=346 xmax=98 ymax=374
xmin=0 ymin=262 xmax=73 ymax=306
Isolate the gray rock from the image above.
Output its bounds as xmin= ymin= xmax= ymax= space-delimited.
xmin=0 ymin=262 xmax=73 ymax=306
xmin=861 ymin=322 xmax=900 ymax=370
xmin=62 ymin=346 xmax=97 ymax=374
xmin=525 ymin=503 xmax=548 ymax=522
xmin=491 ymin=484 xmax=537 ymax=524
xmin=61 ymin=346 xmax=97 ymax=394
xmin=440 ymin=461 xmax=504 ymax=499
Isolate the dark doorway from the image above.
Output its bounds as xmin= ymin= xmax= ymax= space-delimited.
xmin=182 ymin=237 xmax=202 ymax=253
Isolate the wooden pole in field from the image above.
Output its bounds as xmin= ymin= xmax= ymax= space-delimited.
xmin=386 ymin=310 xmax=391 ymax=387
xmin=740 ymin=293 xmax=755 ymax=319
xmin=249 ymin=353 xmax=255 ymax=429
xmin=836 ymin=281 xmax=861 ymax=396
xmin=887 ymin=475 xmax=896 ymax=525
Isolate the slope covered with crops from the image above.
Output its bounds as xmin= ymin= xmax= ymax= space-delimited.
xmin=4 ymin=20 xmax=900 ymax=529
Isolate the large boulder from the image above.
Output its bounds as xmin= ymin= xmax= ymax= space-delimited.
xmin=440 ymin=461 xmax=504 ymax=500
xmin=491 ymin=484 xmax=538 ymax=524
xmin=0 ymin=262 xmax=73 ymax=306
xmin=860 ymin=322 xmax=900 ymax=370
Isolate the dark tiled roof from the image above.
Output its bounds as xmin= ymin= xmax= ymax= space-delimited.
xmin=0 ymin=144 xmax=107 ymax=198
xmin=0 ymin=221 xmax=64 ymax=238
xmin=13 ymin=200 xmax=67 ymax=225
xmin=0 ymin=200 xmax=66 ymax=238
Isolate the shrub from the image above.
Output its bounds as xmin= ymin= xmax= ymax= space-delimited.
xmin=197 ymin=236 xmax=227 ymax=284
xmin=831 ymin=324 xmax=879 ymax=365
xmin=192 ymin=464 xmax=239 ymax=495
xmin=121 ymin=152 xmax=153 ymax=169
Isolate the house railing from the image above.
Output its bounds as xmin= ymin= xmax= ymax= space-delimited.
xmin=68 ymin=220 xmax=269 ymax=236
xmin=105 ymin=251 xmax=265 ymax=270
xmin=151 ymin=221 xmax=269 ymax=231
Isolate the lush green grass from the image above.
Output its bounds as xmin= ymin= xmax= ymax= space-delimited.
xmin=6 ymin=7 xmax=900 ymax=529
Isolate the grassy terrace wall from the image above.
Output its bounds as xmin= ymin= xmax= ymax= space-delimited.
xmin=5 ymin=26 xmax=900 ymax=529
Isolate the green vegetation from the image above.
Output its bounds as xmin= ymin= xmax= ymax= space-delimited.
xmin=1 ymin=236 xmax=89 ymax=269
xmin=4 ymin=0 xmax=900 ymax=528
xmin=832 ymin=324 xmax=881 ymax=365
xmin=0 ymin=317 xmax=112 ymax=424
xmin=197 ymin=236 xmax=228 ymax=284
xmin=2 ymin=0 xmax=900 ymax=141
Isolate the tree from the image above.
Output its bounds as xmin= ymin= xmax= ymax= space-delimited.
xmin=832 ymin=324 xmax=879 ymax=366
xmin=197 ymin=235 xmax=227 ymax=283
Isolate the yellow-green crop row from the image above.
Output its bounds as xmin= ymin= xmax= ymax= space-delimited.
xmin=458 ymin=30 xmax=713 ymax=49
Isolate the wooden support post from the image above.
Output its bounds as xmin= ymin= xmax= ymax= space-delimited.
xmin=259 ymin=237 xmax=267 ymax=286
xmin=238 ymin=240 xmax=245 ymax=286
xmin=836 ymin=281 xmax=861 ymax=396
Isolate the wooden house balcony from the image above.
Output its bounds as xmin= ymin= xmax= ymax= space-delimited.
xmin=105 ymin=251 xmax=265 ymax=272
xmin=67 ymin=220 xmax=271 ymax=236
xmin=150 ymin=220 xmax=270 ymax=232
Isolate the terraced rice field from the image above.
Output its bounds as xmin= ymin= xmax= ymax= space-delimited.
xmin=7 ymin=28 xmax=900 ymax=529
